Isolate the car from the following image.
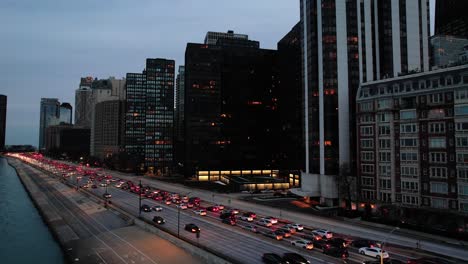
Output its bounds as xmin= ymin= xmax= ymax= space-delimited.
xmin=152 ymin=205 xmax=163 ymax=212
xmin=329 ymin=238 xmax=348 ymax=248
xmin=215 ymin=204 xmax=224 ymax=210
xmin=207 ymin=206 xmax=219 ymax=212
xmin=244 ymin=212 xmax=257 ymax=219
xmin=240 ymin=213 xmax=254 ymax=222
xmin=184 ymin=223 xmax=200 ymax=233
xmin=311 ymin=229 xmax=333 ymax=239
xmin=351 ymin=239 xmax=381 ymax=248
xmin=152 ymin=216 xmax=165 ymax=225
xmin=153 ymin=195 xmax=163 ymax=201
xmin=363 ymin=259 xmax=404 ymax=264
xmin=220 ymin=212 xmax=235 ymax=219
xmin=91 ymin=184 xmax=97 ymax=189
xmin=176 ymin=204 xmax=188 ymax=210
xmin=115 ymin=182 xmax=123 ymax=188
xmin=164 ymin=199 xmax=172 ymax=205
xmin=228 ymin=208 xmax=239 ymax=214
xmin=193 ymin=209 xmax=207 ymax=216
xmin=243 ymin=225 xmax=258 ymax=233
xmin=103 ymin=193 xmax=112 ymax=198
xmin=264 ymin=231 xmax=283 ymax=241
xmin=181 ymin=196 xmax=189 ymax=203
xmin=262 ymin=253 xmax=285 ymax=264
xmin=287 ymin=223 xmax=304 ymax=231
xmin=358 ymin=247 xmax=389 ymax=259
xmin=291 ymin=240 xmax=314 ymax=250
xmin=257 ymin=219 xmax=273 ymax=227
xmin=222 ymin=218 xmax=236 ymax=225
xmin=282 ymin=253 xmax=310 ymax=264
xmin=188 ymin=197 xmax=201 ymax=205
xmin=275 ymin=229 xmax=291 ymax=238
xmin=280 ymin=225 xmax=297 ymax=234
xmin=406 ymin=258 xmax=450 ymax=264
xmin=313 ymin=239 xmax=332 ymax=250
xmin=140 ymin=204 xmax=151 ymax=212
xmin=262 ymin=216 xmax=278 ymax=224
xmin=99 ymin=182 xmax=107 ymax=187
xmin=323 ymin=247 xmax=349 ymax=259
xmin=186 ymin=202 xmax=194 ymax=208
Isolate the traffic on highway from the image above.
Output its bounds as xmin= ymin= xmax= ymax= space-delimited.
xmin=10 ymin=152 xmax=463 ymax=264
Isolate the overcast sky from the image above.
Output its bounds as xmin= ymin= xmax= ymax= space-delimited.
xmin=1 ymin=0 xmax=435 ymax=147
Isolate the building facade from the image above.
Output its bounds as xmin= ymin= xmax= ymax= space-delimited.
xmin=298 ymin=0 xmax=430 ymax=205
xmin=435 ymin=0 xmax=468 ymax=39
xmin=93 ymin=100 xmax=125 ymax=159
xmin=356 ymin=64 xmax=468 ymax=214
xmin=59 ymin=102 xmax=72 ymax=124
xmin=124 ymin=59 xmax=175 ymax=175
xmin=184 ymin=33 xmax=281 ymax=180
xmin=431 ymin=35 xmax=468 ymax=69
xmin=39 ymin=98 xmax=60 ymax=150
xmin=174 ymin=66 xmax=185 ymax=170
xmin=204 ymin=30 xmax=248 ymax=45
xmin=0 ymin=95 xmax=6 ymax=150
xmin=74 ymin=77 xmax=94 ymax=128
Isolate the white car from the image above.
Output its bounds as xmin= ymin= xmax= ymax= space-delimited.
xmin=261 ymin=216 xmax=278 ymax=224
xmin=177 ymin=204 xmax=188 ymax=210
xmin=358 ymin=247 xmax=389 ymax=259
xmin=291 ymin=240 xmax=314 ymax=250
xmin=215 ymin=204 xmax=225 ymax=210
xmin=193 ymin=209 xmax=207 ymax=216
xmin=152 ymin=205 xmax=163 ymax=212
xmin=240 ymin=214 xmax=254 ymax=222
xmin=311 ymin=229 xmax=333 ymax=239
xmin=99 ymin=183 xmax=107 ymax=187
xmin=287 ymin=223 xmax=304 ymax=231
xmin=257 ymin=219 xmax=273 ymax=227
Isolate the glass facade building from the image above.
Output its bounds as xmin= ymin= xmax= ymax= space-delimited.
xmin=39 ymin=98 xmax=60 ymax=150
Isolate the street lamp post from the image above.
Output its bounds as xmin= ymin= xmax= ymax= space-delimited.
xmin=178 ymin=191 xmax=191 ymax=238
xmin=380 ymin=226 xmax=399 ymax=264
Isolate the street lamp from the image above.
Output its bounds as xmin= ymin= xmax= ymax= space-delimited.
xmin=380 ymin=226 xmax=399 ymax=264
xmin=178 ymin=191 xmax=191 ymax=238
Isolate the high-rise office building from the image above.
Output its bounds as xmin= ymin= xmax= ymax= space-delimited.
xmin=435 ymin=0 xmax=468 ymax=39
xmin=125 ymin=59 xmax=175 ymax=175
xmin=431 ymin=35 xmax=468 ymax=69
xmin=204 ymin=30 xmax=248 ymax=45
xmin=0 ymin=95 xmax=6 ymax=150
xmin=298 ymin=0 xmax=430 ymax=205
xmin=184 ymin=33 xmax=281 ymax=180
xmin=59 ymin=102 xmax=72 ymax=124
xmin=174 ymin=66 xmax=185 ymax=169
xmin=93 ymin=100 xmax=125 ymax=159
xmin=75 ymin=77 xmax=94 ymax=128
xmin=39 ymin=98 xmax=60 ymax=150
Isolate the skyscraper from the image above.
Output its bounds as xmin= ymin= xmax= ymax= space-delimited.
xmin=124 ymin=59 xmax=175 ymax=175
xmin=0 ymin=95 xmax=6 ymax=150
xmin=298 ymin=0 xmax=430 ymax=205
xmin=93 ymin=100 xmax=125 ymax=159
xmin=184 ymin=32 xmax=280 ymax=179
xmin=59 ymin=102 xmax=72 ymax=124
xmin=39 ymin=98 xmax=60 ymax=150
xmin=75 ymin=77 xmax=94 ymax=128
xmin=204 ymin=30 xmax=248 ymax=45
xmin=435 ymin=0 xmax=468 ymax=39
xmin=174 ymin=66 xmax=185 ymax=169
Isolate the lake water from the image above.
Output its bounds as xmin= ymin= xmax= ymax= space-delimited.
xmin=0 ymin=157 xmax=64 ymax=264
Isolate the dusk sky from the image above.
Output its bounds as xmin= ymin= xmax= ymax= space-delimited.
xmin=1 ymin=0 xmax=435 ymax=147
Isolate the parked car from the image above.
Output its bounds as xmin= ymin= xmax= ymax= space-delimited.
xmin=358 ymin=247 xmax=389 ymax=259
xmin=311 ymin=229 xmax=333 ymax=239
xmin=262 ymin=253 xmax=285 ymax=264
xmin=193 ymin=209 xmax=207 ymax=216
xmin=184 ymin=223 xmax=200 ymax=233
xmin=152 ymin=216 xmax=165 ymax=225
xmin=351 ymin=239 xmax=380 ymax=248
xmin=282 ymin=253 xmax=310 ymax=264
xmin=152 ymin=205 xmax=163 ymax=212
xmin=264 ymin=231 xmax=283 ymax=241
xmin=243 ymin=225 xmax=258 ymax=233
xmin=140 ymin=204 xmax=151 ymax=212
xmin=290 ymin=240 xmax=314 ymax=250
xmin=323 ymin=247 xmax=349 ymax=259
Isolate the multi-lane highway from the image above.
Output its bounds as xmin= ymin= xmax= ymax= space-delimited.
xmin=13 ymin=153 xmax=468 ymax=264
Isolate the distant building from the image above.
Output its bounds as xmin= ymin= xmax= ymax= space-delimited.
xmin=0 ymin=95 xmax=6 ymax=150
xmin=93 ymin=100 xmax=125 ymax=159
xmin=356 ymin=64 xmax=468 ymax=213
xmin=59 ymin=102 xmax=72 ymax=124
xmin=431 ymin=35 xmax=468 ymax=69
xmin=75 ymin=77 xmax=94 ymax=128
xmin=174 ymin=66 xmax=185 ymax=170
xmin=204 ymin=30 xmax=248 ymax=45
xmin=125 ymin=59 xmax=175 ymax=175
xmin=45 ymin=124 xmax=90 ymax=159
xmin=435 ymin=0 xmax=468 ymax=39
xmin=39 ymin=98 xmax=60 ymax=150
